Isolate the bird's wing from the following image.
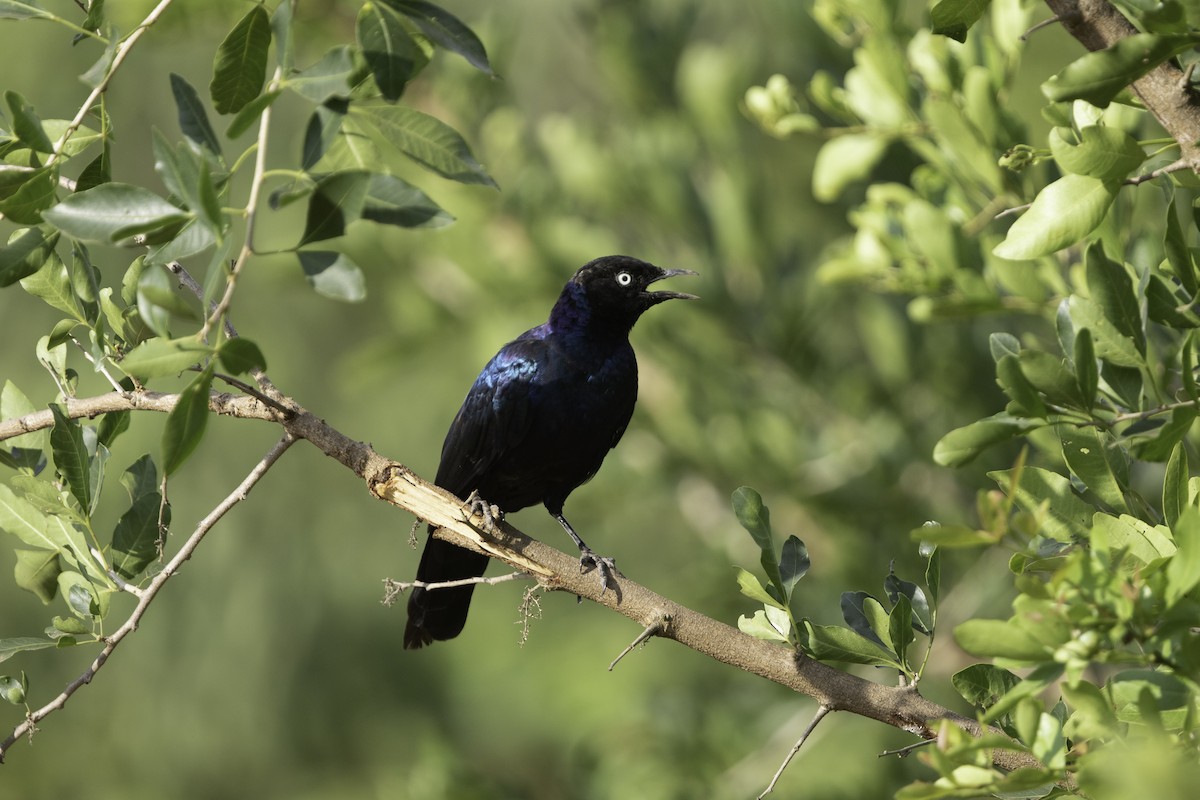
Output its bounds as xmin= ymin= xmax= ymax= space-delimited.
xmin=433 ymin=337 xmax=547 ymax=496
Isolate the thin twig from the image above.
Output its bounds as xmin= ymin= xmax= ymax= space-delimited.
xmin=45 ymin=0 xmax=177 ymax=171
xmin=994 ymin=202 xmax=1032 ymax=220
xmin=380 ymin=571 xmax=530 ymax=606
xmin=1019 ymin=13 xmax=1078 ymax=41
xmin=1126 ymin=158 xmax=1189 ymax=186
xmin=164 ymin=261 xmax=239 ymax=340
xmin=0 ymin=433 xmax=296 ymax=762
xmin=879 ymin=739 xmax=935 ymax=758
xmin=200 ymin=65 xmax=285 ymax=341
xmin=758 ymin=705 xmax=833 ymax=799
xmin=609 ymin=612 xmax=670 ymax=671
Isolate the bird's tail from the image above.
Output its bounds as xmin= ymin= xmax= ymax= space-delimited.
xmin=403 ymin=528 xmax=490 ymax=649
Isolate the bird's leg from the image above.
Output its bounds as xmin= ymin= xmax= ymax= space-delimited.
xmin=463 ymin=490 xmax=503 ymax=533
xmin=552 ymin=512 xmax=622 ymax=594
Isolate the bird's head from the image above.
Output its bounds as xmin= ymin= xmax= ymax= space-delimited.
xmin=562 ymin=255 xmax=698 ymax=333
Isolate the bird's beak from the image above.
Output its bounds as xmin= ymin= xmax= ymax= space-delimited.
xmin=647 ymin=268 xmax=699 ymax=302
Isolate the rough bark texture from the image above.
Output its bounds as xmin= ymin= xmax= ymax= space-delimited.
xmin=1044 ymin=0 xmax=1200 ymax=168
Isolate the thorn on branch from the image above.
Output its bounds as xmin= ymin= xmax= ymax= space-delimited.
xmin=608 ymin=611 xmax=671 ymax=671
xmin=758 ymin=705 xmax=833 ymax=799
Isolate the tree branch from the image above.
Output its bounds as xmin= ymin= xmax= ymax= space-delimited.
xmin=0 ymin=389 xmax=1046 ymax=775
xmin=1043 ymin=0 xmax=1200 ymax=168
xmin=0 ymin=433 xmax=296 ymax=761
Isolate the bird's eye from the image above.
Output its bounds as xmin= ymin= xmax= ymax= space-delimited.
xmin=616 ymin=272 xmax=633 ymax=287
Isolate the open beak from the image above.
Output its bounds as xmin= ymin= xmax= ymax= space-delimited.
xmin=648 ymin=268 xmax=699 ymax=302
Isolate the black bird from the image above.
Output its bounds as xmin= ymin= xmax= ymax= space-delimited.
xmin=404 ymin=255 xmax=696 ymax=649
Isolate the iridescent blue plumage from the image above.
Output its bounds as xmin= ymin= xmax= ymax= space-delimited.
xmin=404 ymin=255 xmax=696 ymax=648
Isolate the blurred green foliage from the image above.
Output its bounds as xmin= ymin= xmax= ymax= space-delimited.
xmin=0 ymin=0 xmax=1159 ymax=797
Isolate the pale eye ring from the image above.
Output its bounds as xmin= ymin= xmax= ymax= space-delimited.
xmin=616 ymin=271 xmax=633 ymax=286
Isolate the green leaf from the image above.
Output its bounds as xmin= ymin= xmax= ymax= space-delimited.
xmin=1062 ymin=680 xmax=1119 ymax=740
xmin=1 ymin=380 xmax=45 ymax=451
xmin=1164 ymin=442 xmax=1190 ymax=529
xmin=812 ymin=133 xmax=890 ymax=202
xmin=20 ymin=249 xmax=84 ymax=319
xmin=1074 ymin=328 xmax=1097 ymax=408
xmin=1091 ymin=513 xmax=1176 ymax=564
xmin=732 ymin=486 xmax=784 ymax=602
xmin=1058 ymin=426 xmax=1129 ymax=513
xmin=297 ymin=250 xmax=366 ymax=302
xmin=1 ymin=227 xmax=53 ymax=288
xmin=1017 ymin=349 xmax=1081 ymax=409
xmin=1043 ymin=33 xmax=1200 ymax=107
xmin=1135 ymin=406 xmax=1196 ymax=462
xmin=738 ymin=609 xmax=790 ymax=643
xmin=1048 ymin=125 xmax=1145 ymax=181
xmin=1085 ymin=242 xmax=1144 ymax=355
xmin=225 ymin=88 xmax=281 ymax=139
xmin=271 ymin=0 xmax=294 ymax=70
xmin=351 ymin=103 xmax=497 ymax=187
xmin=119 ymin=336 xmax=212 ymax=379
xmin=885 ymin=568 xmax=932 ymax=635
xmin=993 ymin=174 xmax=1118 ymax=260
xmin=929 ymin=0 xmax=991 ymax=42
xmin=996 ymin=353 xmax=1047 ymax=417
xmin=0 ymin=165 xmax=56 ymax=224
xmin=933 ymin=413 xmax=1039 ymax=467
xmin=888 ymin=594 xmax=914 ymax=667
xmin=953 ymin=664 xmax=1021 ymax=709
xmin=169 ymin=72 xmax=222 ymax=157
xmin=910 ymin=522 xmax=1000 ymax=548
xmin=286 ymin=45 xmax=358 ymax=103
xmin=300 ymin=171 xmax=370 ymax=245
xmin=1165 ymin=195 xmax=1197 ymax=295
xmin=923 ymin=544 xmax=941 ymax=605
xmin=988 ymin=466 xmax=1093 ymax=542
xmin=210 ymin=4 xmax=272 ymax=115
xmin=1146 ymin=274 xmax=1200 ymax=328
xmin=800 ymin=621 xmax=901 ymax=668
xmin=357 ymin=1 xmax=429 ymax=101
xmin=778 ymin=535 xmax=809 ymax=595
xmin=387 ymin=0 xmax=493 ymax=74
xmin=840 ymin=591 xmax=892 ymax=650
xmin=954 ymin=618 xmax=1048 ymax=662
xmin=0 ymin=673 xmax=28 ymax=704
xmin=49 ymin=405 xmax=91 ymax=516
xmin=42 ymin=183 xmax=190 ymax=243
xmin=218 ymin=338 xmax=267 ymax=375
xmin=1069 ymin=296 xmax=1146 ymax=369
xmin=111 ymin=484 xmax=166 ymax=580
xmin=301 ymin=101 xmax=347 ymax=170
xmin=96 ymin=409 xmax=130 ymax=449
xmin=162 ymin=366 xmax=213 ymax=475
xmin=5 ymin=90 xmax=53 ymax=153
xmin=361 ymin=173 xmax=453 ymax=228
xmin=0 ymin=1 xmax=52 ymax=20
xmin=735 ymin=567 xmax=786 ymax=611
xmin=1165 ymin=507 xmax=1200 ymax=606
xmin=0 ymin=637 xmax=56 ymax=663
xmin=14 ymin=548 xmax=59 ymax=603
xmin=59 ymin=570 xmax=104 ymax=619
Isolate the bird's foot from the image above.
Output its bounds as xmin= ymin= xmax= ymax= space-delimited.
xmin=463 ymin=490 xmax=502 ymax=533
xmin=579 ymin=548 xmax=622 ymax=594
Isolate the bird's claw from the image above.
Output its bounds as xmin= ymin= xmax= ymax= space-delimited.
xmin=579 ymin=549 xmax=622 ymax=594
xmin=463 ymin=490 xmax=502 ymax=533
